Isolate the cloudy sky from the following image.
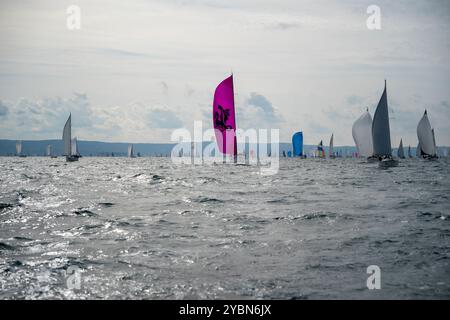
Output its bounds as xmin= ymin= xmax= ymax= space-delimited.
xmin=0 ymin=0 xmax=449 ymax=146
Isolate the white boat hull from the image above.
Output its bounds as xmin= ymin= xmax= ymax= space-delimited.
xmin=378 ymin=158 xmax=399 ymax=168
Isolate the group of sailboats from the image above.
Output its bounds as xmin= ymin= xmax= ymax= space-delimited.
xmin=12 ymin=76 xmax=441 ymax=164
xmin=351 ymin=80 xmax=439 ymax=166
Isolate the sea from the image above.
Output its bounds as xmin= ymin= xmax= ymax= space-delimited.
xmin=0 ymin=157 xmax=449 ymax=299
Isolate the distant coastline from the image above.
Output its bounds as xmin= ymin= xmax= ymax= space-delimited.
xmin=1 ymin=139 xmax=449 ymax=157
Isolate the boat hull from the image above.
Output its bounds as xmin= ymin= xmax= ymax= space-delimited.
xmin=367 ymin=156 xmax=378 ymax=163
xmin=66 ymin=155 xmax=79 ymax=162
xmin=378 ymin=158 xmax=399 ymax=168
xmin=421 ymin=154 xmax=438 ymax=160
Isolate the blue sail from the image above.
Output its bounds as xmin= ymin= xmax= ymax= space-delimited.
xmin=292 ymin=132 xmax=303 ymax=157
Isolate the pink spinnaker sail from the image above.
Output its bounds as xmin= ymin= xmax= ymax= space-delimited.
xmin=213 ymin=75 xmax=237 ymax=156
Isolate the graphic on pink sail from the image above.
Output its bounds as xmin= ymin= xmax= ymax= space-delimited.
xmin=213 ymin=75 xmax=237 ymax=156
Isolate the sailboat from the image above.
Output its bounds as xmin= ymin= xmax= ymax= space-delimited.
xmin=317 ymin=140 xmax=325 ymax=158
xmin=416 ymin=110 xmax=438 ymax=159
xmin=213 ymin=74 xmax=237 ymax=163
xmin=128 ymin=144 xmax=136 ymax=158
xmin=71 ymin=137 xmax=81 ymax=158
xmin=63 ymin=113 xmax=79 ymax=162
xmin=408 ymin=145 xmax=412 ymax=158
xmin=397 ymin=139 xmax=405 ymax=159
xmin=46 ymin=144 xmax=57 ymax=158
xmin=329 ymin=133 xmax=335 ymax=158
xmin=292 ymin=132 xmax=304 ymax=157
xmin=352 ymin=108 xmax=376 ymax=161
xmin=372 ymin=80 xmax=398 ymax=167
xmin=16 ymin=140 xmax=26 ymax=157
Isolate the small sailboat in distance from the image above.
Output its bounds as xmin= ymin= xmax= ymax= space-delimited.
xmin=317 ymin=140 xmax=325 ymax=158
xmin=71 ymin=137 xmax=81 ymax=158
xmin=128 ymin=144 xmax=136 ymax=158
xmin=63 ymin=113 xmax=79 ymax=162
xmin=397 ymin=138 xmax=405 ymax=159
xmin=417 ymin=110 xmax=438 ymax=159
xmin=292 ymin=132 xmax=304 ymax=157
xmin=352 ymin=108 xmax=376 ymax=161
xmin=16 ymin=141 xmax=21 ymax=156
xmin=372 ymin=80 xmax=398 ymax=167
xmin=408 ymin=145 xmax=412 ymax=158
xmin=46 ymin=145 xmax=57 ymax=158
xmin=329 ymin=133 xmax=335 ymax=158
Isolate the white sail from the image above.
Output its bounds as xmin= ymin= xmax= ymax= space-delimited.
xmin=432 ymin=128 xmax=437 ymax=154
xmin=416 ymin=143 xmax=421 ymax=157
xmin=416 ymin=110 xmax=436 ymax=156
xmin=352 ymin=109 xmax=373 ymax=157
xmin=128 ymin=144 xmax=135 ymax=158
xmin=71 ymin=137 xmax=79 ymax=156
xmin=372 ymin=81 xmax=392 ymax=157
xmin=63 ymin=114 xmax=72 ymax=156
xmin=397 ymin=139 xmax=405 ymax=159
xmin=329 ymin=133 xmax=334 ymax=157
xmin=16 ymin=141 xmax=22 ymax=155
xmin=46 ymin=145 xmax=52 ymax=156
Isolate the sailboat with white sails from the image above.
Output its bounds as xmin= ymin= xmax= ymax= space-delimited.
xmin=16 ymin=141 xmax=26 ymax=157
xmin=417 ymin=110 xmax=438 ymax=159
xmin=329 ymin=133 xmax=335 ymax=158
xmin=372 ymin=80 xmax=398 ymax=167
xmin=128 ymin=144 xmax=136 ymax=158
xmin=62 ymin=113 xmax=80 ymax=162
xmin=352 ymin=108 xmax=376 ymax=161
xmin=46 ymin=145 xmax=57 ymax=158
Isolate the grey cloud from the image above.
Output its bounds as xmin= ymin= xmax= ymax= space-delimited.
xmin=247 ymin=93 xmax=274 ymax=113
xmin=238 ymin=92 xmax=284 ymax=128
xmin=0 ymin=93 xmax=98 ymax=138
xmin=148 ymin=108 xmax=183 ymax=128
xmin=0 ymin=101 xmax=9 ymax=117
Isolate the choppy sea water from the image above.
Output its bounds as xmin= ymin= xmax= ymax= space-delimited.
xmin=0 ymin=157 xmax=449 ymax=299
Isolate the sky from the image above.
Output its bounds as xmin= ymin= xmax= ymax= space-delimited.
xmin=0 ymin=0 xmax=449 ymax=146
